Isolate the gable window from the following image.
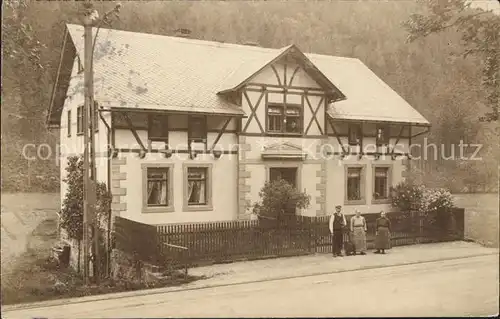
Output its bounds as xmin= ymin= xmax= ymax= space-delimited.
xmin=345 ymin=165 xmax=366 ymax=205
xmin=372 ymin=165 xmax=391 ymax=204
xmin=268 ymin=106 xmax=282 ymax=132
xmin=348 ymin=124 xmax=361 ymax=145
xmin=148 ymin=114 xmax=169 ymax=142
xmin=141 ymin=164 xmax=174 ymax=213
xmin=184 ymin=164 xmax=213 ymax=211
xmin=188 ymin=115 xmax=207 ymax=143
xmin=77 ymin=106 xmax=83 ymax=135
xmin=376 ymin=125 xmax=389 ymax=145
xmin=267 ymin=103 xmax=302 ymax=134
xmin=67 ymin=110 xmax=71 ymax=137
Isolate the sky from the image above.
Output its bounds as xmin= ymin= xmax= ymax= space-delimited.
xmin=468 ymin=0 xmax=500 ymax=14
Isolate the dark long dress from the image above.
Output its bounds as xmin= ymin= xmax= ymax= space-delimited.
xmin=375 ymin=217 xmax=391 ymax=249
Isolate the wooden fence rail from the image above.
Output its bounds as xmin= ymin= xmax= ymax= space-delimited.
xmin=114 ymin=209 xmax=464 ymax=269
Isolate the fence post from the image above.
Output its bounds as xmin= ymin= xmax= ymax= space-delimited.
xmin=412 ymin=211 xmax=420 ymax=244
xmin=307 ymin=220 xmax=313 ymax=253
xmin=419 ymin=211 xmax=424 ymax=244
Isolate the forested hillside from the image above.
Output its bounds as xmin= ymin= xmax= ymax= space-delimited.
xmin=2 ymin=0 xmax=498 ymax=193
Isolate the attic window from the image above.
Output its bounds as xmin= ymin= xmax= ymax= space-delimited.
xmin=267 ymin=106 xmax=283 ymax=132
xmin=267 ymin=104 xmax=302 ymax=134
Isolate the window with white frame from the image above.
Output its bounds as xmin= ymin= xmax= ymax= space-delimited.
xmin=267 ymin=104 xmax=302 ymax=134
xmin=347 ymin=167 xmax=362 ymax=201
xmin=345 ymin=165 xmax=366 ymax=205
xmin=373 ymin=166 xmax=391 ymax=202
xmin=67 ymin=110 xmax=71 ymax=137
xmin=77 ymin=106 xmax=83 ymax=134
xmin=142 ymin=164 xmax=174 ymax=213
xmin=185 ymin=166 xmax=212 ymax=209
xmin=267 ymin=106 xmax=282 ymax=132
xmin=146 ymin=168 xmax=170 ymax=207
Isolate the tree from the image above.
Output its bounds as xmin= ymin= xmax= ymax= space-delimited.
xmin=2 ymin=0 xmax=61 ymax=193
xmin=403 ymin=0 xmax=500 ymax=122
xmin=61 ymin=155 xmax=111 ymax=239
xmin=60 ymin=156 xmax=85 ymax=240
xmin=252 ymin=179 xmax=311 ymax=226
xmin=60 ymin=156 xmax=111 ymax=276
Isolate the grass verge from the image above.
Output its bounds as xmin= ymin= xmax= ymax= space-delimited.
xmin=1 ymin=218 xmax=203 ymax=306
xmin=1 ymin=250 xmax=203 ymax=305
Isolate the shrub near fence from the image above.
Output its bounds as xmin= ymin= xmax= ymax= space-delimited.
xmin=114 ymin=209 xmax=465 ymax=270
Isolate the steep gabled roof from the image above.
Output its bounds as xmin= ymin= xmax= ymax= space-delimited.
xmin=217 ymin=44 xmax=345 ymax=98
xmin=313 ymin=56 xmax=431 ymax=126
xmin=47 ymin=24 xmax=430 ymax=127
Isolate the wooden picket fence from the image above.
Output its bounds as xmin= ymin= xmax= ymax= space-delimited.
xmin=114 ymin=209 xmax=465 ymax=269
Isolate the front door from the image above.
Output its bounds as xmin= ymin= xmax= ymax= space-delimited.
xmin=269 ymin=167 xmax=298 ymax=218
xmin=269 ymin=167 xmax=297 ymax=188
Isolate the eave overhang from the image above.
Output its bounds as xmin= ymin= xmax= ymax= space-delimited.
xmin=46 ymin=27 xmax=74 ymax=128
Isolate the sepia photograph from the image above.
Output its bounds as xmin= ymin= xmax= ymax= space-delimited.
xmin=1 ymin=0 xmax=499 ymax=317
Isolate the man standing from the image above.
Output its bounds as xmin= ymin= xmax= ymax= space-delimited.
xmin=329 ymin=205 xmax=347 ymax=257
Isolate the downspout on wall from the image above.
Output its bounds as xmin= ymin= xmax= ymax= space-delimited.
xmin=99 ymin=109 xmax=112 ymax=277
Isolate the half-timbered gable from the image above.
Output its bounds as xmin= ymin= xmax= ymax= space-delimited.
xmin=219 ymin=45 xmax=343 ymax=138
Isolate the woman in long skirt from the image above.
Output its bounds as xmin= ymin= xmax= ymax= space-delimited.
xmin=375 ymin=211 xmax=391 ymax=254
xmin=350 ymin=210 xmax=367 ymax=255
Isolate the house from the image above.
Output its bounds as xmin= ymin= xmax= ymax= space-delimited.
xmin=47 ymin=24 xmax=430 ymax=227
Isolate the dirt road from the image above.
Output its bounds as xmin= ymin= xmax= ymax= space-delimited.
xmin=3 ymin=254 xmax=498 ymax=318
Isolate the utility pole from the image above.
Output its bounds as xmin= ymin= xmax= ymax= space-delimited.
xmin=90 ymin=78 xmax=99 ymax=284
xmin=82 ymin=6 xmax=94 ymax=285
xmin=82 ymin=2 xmax=121 ymax=283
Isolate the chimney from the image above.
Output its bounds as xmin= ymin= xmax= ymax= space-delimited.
xmin=174 ymin=28 xmax=191 ymax=38
xmin=243 ymin=41 xmax=260 ymax=47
